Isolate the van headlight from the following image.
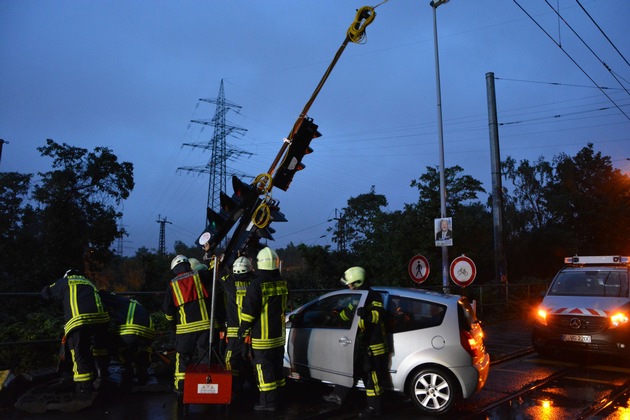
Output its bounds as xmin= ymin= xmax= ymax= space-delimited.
xmin=610 ymin=312 xmax=629 ymax=328
xmin=536 ymin=309 xmax=548 ymax=326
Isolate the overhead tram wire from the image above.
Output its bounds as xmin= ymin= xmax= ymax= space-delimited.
xmin=542 ymin=0 xmax=630 ymax=97
xmin=576 ymin=0 xmax=630 ymax=70
xmin=494 ymin=77 xmax=626 ymax=91
xmin=513 ymin=0 xmax=630 ymax=121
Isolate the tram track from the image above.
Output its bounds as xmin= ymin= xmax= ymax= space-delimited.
xmin=463 ymin=364 xmax=580 ymax=419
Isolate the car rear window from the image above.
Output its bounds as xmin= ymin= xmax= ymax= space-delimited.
xmin=548 ymin=269 xmax=629 ymax=297
xmin=387 ymin=295 xmax=445 ymax=333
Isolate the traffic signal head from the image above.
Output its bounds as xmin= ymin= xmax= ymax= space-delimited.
xmin=273 ymin=117 xmax=321 ymax=191
xmin=198 ymin=175 xmax=261 ymax=251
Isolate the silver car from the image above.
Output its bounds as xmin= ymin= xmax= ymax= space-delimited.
xmin=284 ymin=287 xmax=490 ymax=415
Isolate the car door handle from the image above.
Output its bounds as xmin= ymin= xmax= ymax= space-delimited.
xmin=338 ymin=336 xmax=352 ymax=346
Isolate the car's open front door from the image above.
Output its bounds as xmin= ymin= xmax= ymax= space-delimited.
xmin=286 ymin=291 xmax=366 ymax=387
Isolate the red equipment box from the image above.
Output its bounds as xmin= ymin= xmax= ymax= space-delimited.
xmin=183 ymin=364 xmax=232 ymax=405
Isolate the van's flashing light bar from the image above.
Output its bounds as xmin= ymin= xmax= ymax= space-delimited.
xmin=564 ymin=256 xmax=630 ymax=265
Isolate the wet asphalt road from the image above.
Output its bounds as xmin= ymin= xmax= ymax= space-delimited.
xmin=3 ymin=318 xmax=534 ymax=419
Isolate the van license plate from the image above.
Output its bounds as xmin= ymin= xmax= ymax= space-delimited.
xmin=562 ymin=334 xmax=591 ymax=343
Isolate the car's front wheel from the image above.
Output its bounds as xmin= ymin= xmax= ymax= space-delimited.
xmin=407 ymin=367 xmax=459 ymax=414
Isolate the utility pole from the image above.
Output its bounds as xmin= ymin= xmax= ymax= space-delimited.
xmin=178 ymin=79 xmax=251 ymax=222
xmin=486 ymin=72 xmax=508 ymax=284
xmin=156 ymin=215 xmax=172 ymax=255
xmin=430 ymin=0 xmax=450 ymax=291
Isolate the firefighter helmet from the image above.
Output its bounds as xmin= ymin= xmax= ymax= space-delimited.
xmin=233 ymin=256 xmax=253 ymax=274
xmin=257 ymin=247 xmax=279 ymax=271
xmin=340 ymin=266 xmax=365 ymax=288
xmin=170 ymin=254 xmax=189 ymax=271
xmin=64 ymin=269 xmax=81 ymax=278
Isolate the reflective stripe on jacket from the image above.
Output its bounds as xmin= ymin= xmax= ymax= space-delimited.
xmin=240 ymin=269 xmax=288 ymax=350
xmin=162 ymin=270 xmax=212 ymax=335
xmin=41 ymin=275 xmax=109 ymax=335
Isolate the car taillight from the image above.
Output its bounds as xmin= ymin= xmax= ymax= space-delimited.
xmin=460 ymin=329 xmax=483 ymax=359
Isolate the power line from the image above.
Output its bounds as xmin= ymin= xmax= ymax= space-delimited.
xmin=494 ymin=77 xmax=625 ymax=90
xmin=576 ymin=0 xmax=630 ymax=70
xmin=542 ymin=0 xmax=630 ymax=97
xmin=513 ymin=0 xmax=630 ymax=120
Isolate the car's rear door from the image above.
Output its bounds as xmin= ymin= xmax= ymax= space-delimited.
xmin=286 ymin=290 xmax=365 ymax=387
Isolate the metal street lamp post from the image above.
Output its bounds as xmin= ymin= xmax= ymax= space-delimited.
xmin=430 ymin=0 xmax=449 ymax=290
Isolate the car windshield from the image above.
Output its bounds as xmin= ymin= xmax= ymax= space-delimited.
xmin=548 ymin=269 xmax=629 ymax=297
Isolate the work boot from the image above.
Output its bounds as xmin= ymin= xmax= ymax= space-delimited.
xmin=75 ymin=381 xmax=96 ymax=394
xmin=253 ymin=403 xmax=278 ymax=412
xmin=322 ymin=393 xmax=343 ymax=405
xmin=358 ymin=406 xmax=383 ymax=418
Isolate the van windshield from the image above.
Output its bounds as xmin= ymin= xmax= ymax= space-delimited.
xmin=548 ymin=270 xmax=629 ymax=297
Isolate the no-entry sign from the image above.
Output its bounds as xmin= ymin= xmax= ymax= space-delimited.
xmin=408 ymin=255 xmax=430 ymax=284
xmin=450 ymin=255 xmax=476 ymax=287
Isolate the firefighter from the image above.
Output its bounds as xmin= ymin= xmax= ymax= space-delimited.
xmin=238 ymin=247 xmax=288 ymax=412
xmin=322 ymin=266 xmax=388 ymax=418
xmin=98 ymin=290 xmax=156 ymax=390
xmin=162 ymin=254 xmax=214 ymax=395
xmin=40 ymin=269 xmax=110 ymax=394
xmin=219 ymin=255 xmax=255 ymax=395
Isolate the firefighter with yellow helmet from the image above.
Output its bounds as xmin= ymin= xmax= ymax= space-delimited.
xmin=323 ymin=266 xmax=388 ymax=418
xmin=238 ymin=247 xmax=288 ymax=412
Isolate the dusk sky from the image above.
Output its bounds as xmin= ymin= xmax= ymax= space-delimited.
xmin=1 ymin=0 xmax=629 ymax=257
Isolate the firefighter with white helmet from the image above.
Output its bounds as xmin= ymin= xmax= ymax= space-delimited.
xmin=238 ymin=247 xmax=288 ymax=411
xmin=323 ymin=266 xmax=388 ymax=418
xmin=218 ymin=255 xmax=255 ymax=395
xmin=162 ymin=254 xmax=214 ymax=396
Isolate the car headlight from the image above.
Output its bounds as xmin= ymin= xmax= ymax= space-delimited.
xmin=610 ymin=312 xmax=629 ymax=328
xmin=536 ymin=309 xmax=548 ymax=326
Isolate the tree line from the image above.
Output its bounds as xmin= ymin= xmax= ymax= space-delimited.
xmin=1 ymin=139 xmax=628 ymax=370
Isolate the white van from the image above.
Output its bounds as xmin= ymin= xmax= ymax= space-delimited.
xmin=532 ymin=256 xmax=630 ymax=358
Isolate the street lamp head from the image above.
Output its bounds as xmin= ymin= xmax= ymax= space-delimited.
xmin=430 ymin=0 xmax=450 ymax=8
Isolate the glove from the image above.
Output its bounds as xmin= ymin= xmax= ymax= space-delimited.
xmin=241 ymin=335 xmax=252 ymax=361
xmin=357 ymin=307 xmax=366 ymax=318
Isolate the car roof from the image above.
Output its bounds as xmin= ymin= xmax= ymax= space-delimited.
xmin=371 ymin=286 xmax=462 ymax=304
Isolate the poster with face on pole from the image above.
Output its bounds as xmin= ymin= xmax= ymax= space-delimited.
xmin=434 ymin=217 xmax=453 ymax=247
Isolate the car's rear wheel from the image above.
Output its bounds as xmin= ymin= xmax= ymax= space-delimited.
xmin=407 ymin=367 xmax=459 ymax=414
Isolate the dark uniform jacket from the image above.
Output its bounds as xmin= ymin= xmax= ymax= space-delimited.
xmin=99 ymin=291 xmax=156 ymax=340
xmin=358 ymin=288 xmax=388 ymax=357
xmin=220 ymin=271 xmax=254 ymax=339
xmin=41 ymin=275 xmax=110 ymax=335
xmin=239 ymin=269 xmax=288 ymax=350
xmin=162 ymin=270 xmax=213 ymax=335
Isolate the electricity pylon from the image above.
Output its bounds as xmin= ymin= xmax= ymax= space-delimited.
xmin=177 ymin=79 xmax=251 ymax=219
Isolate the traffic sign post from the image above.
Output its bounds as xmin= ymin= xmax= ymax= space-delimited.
xmin=408 ymin=255 xmax=430 ymax=284
xmin=449 ymin=255 xmax=476 ymax=287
